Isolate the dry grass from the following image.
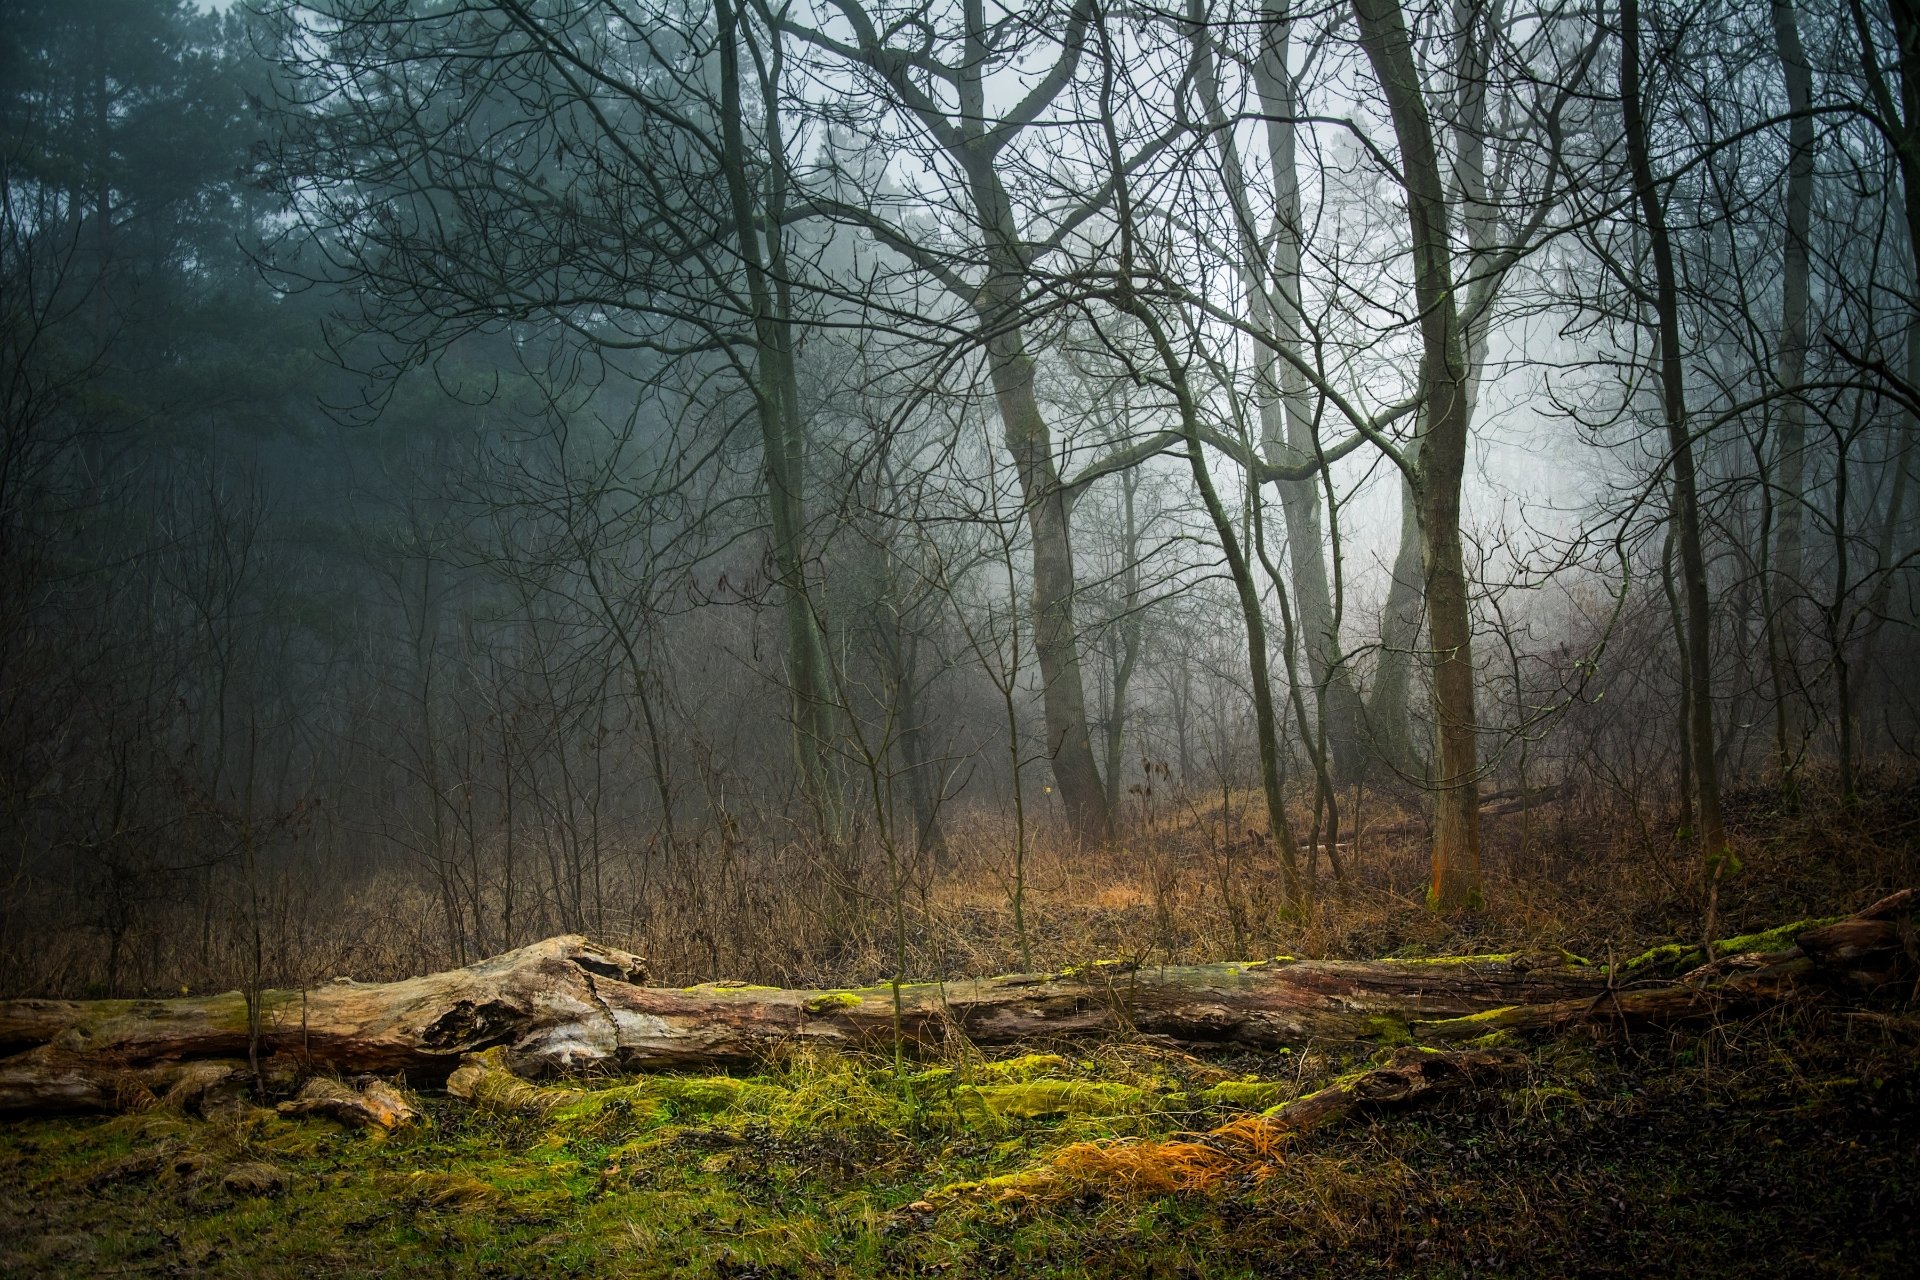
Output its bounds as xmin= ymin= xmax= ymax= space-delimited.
xmin=8 ymin=764 xmax=1917 ymax=998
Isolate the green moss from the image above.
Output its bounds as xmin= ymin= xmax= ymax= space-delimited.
xmin=9 ymin=994 xmax=1906 ymax=1279
xmin=1617 ymin=916 xmax=1838 ymax=975
xmin=1376 ymin=952 xmax=1520 ymax=967
xmin=953 ymin=1080 xmax=1166 ymax=1121
xmin=1363 ymin=1014 xmax=1414 ymax=1045
xmin=1200 ymin=1079 xmax=1291 ymax=1110
xmin=974 ymin=1054 xmax=1070 ymax=1083
xmin=1712 ymin=917 xmax=1838 ymax=957
xmin=1415 ymin=1004 xmax=1526 ymax=1041
xmin=1620 ymin=941 xmax=1698 ymax=973
xmin=1056 ymin=958 xmax=1139 ymax=981
xmin=802 ymin=991 xmax=862 ymax=1016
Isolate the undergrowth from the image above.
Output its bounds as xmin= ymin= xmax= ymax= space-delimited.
xmin=3 ymin=780 xmax=1916 ymax=1275
xmin=3 ymin=1007 xmax=1916 ymax=1278
xmin=18 ymin=766 xmax=1920 ymax=1000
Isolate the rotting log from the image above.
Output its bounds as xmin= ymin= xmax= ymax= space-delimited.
xmin=276 ymin=1076 xmax=417 ymax=1130
xmin=0 ymin=891 xmax=1911 ymax=1116
xmin=1254 ymin=1044 xmax=1528 ymax=1133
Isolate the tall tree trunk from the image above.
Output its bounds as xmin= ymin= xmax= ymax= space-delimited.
xmin=790 ymin=0 xmax=1111 ymax=844
xmin=1767 ymin=0 xmax=1816 ymax=791
xmin=1621 ymin=0 xmax=1729 ymax=946
xmin=1101 ymin=470 xmax=1144 ymax=818
xmin=970 ymin=173 xmax=1109 ymax=845
xmin=1368 ymin=459 xmax=1429 ymax=781
xmin=965 ymin=0 xmax=1108 ymax=847
xmin=1245 ymin=3 xmax=1369 ymax=787
xmin=1350 ymin=0 xmax=1483 ymax=910
xmin=986 ymin=338 xmax=1111 ymax=846
xmin=717 ymin=0 xmax=844 ymax=842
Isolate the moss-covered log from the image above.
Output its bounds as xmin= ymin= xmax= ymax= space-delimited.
xmin=0 ymin=891 xmax=1910 ymax=1115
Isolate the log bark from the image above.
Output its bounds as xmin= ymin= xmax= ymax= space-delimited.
xmin=0 ymin=892 xmax=1910 ymax=1116
xmin=276 ymin=1077 xmax=418 ymax=1130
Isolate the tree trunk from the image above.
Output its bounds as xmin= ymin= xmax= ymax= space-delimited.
xmin=1767 ymin=0 xmax=1816 ymax=788
xmin=1621 ymin=0 xmax=1729 ymax=945
xmin=954 ymin=1 xmax=1110 ymax=848
xmin=980 ymin=280 xmax=1111 ymax=848
xmin=717 ymin=0 xmax=844 ymax=842
xmin=1368 ymin=458 xmax=1429 ymax=782
xmin=1245 ymin=3 xmax=1370 ymax=787
xmin=1101 ymin=470 xmax=1144 ymax=819
xmin=1350 ymin=0 xmax=1483 ymax=909
xmin=2 ymin=892 xmax=1907 ymax=1115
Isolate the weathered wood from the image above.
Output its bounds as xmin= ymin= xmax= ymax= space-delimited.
xmin=0 ymin=892 xmax=1909 ymax=1116
xmin=1256 ymin=1045 xmax=1529 ymax=1133
xmin=276 ymin=1077 xmax=417 ymax=1130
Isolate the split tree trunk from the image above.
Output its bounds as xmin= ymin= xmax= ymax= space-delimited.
xmin=0 ymin=892 xmax=1909 ymax=1116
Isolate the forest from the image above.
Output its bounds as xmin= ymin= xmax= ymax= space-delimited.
xmin=0 ymin=0 xmax=1917 ymax=1276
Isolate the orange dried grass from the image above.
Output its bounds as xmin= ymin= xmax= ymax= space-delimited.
xmin=1049 ymin=1137 xmax=1243 ymax=1196
xmin=1207 ymin=1113 xmax=1292 ymax=1160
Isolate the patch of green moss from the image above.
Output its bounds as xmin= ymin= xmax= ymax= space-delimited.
xmin=1056 ymin=958 xmax=1139 ymax=981
xmin=1415 ymin=1004 xmax=1526 ymax=1041
xmin=953 ymin=1080 xmax=1167 ymax=1122
xmin=1376 ymin=952 xmax=1521 ymax=967
xmin=1362 ymin=1013 xmax=1414 ymax=1045
xmin=802 ymin=991 xmax=862 ymax=1016
xmin=973 ymin=1054 xmax=1070 ymax=1083
xmin=1200 ymin=1079 xmax=1291 ymax=1110
xmin=1617 ymin=916 xmax=1838 ymax=975
xmin=8 ymin=1000 xmax=1910 ymax=1279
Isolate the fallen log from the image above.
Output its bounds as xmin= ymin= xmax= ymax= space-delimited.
xmin=0 ymin=891 xmax=1910 ymax=1116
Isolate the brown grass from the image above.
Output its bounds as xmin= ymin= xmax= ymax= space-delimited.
xmin=7 ymin=764 xmax=1916 ymax=998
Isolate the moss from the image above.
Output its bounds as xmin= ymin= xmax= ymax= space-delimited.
xmin=1200 ymin=1079 xmax=1291 ymax=1110
xmin=1362 ymin=1014 xmax=1414 ymax=1045
xmin=1376 ymin=951 xmax=1521 ymax=967
xmin=12 ymin=1001 xmax=1911 ymax=1279
xmin=1463 ymin=1030 xmax=1518 ymax=1050
xmin=1415 ymin=1004 xmax=1526 ymax=1040
xmin=974 ymin=1054 xmax=1070 ymax=1083
xmin=953 ymin=1080 xmax=1166 ymax=1122
xmin=1618 ymin=916 xmax=1838 ymax=975
xmin=802 ymin=991 xmax=862 ymax=1016
xmin=1712 ymin=916 xmax=1838 ymax=957
xmin=1619 ymin=941 xmax=1698 ymax=973
xmin=1056 ymin=958 xmax=1139 ymax=981
xmin=379 ymin=1169 xmax=505 ymax=1211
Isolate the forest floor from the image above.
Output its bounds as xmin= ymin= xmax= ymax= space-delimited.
xmin=2 ymin=778 xmax=1917 ymax=1278
xmin=0 ymin=1006 xmax=1914 ymax=1278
